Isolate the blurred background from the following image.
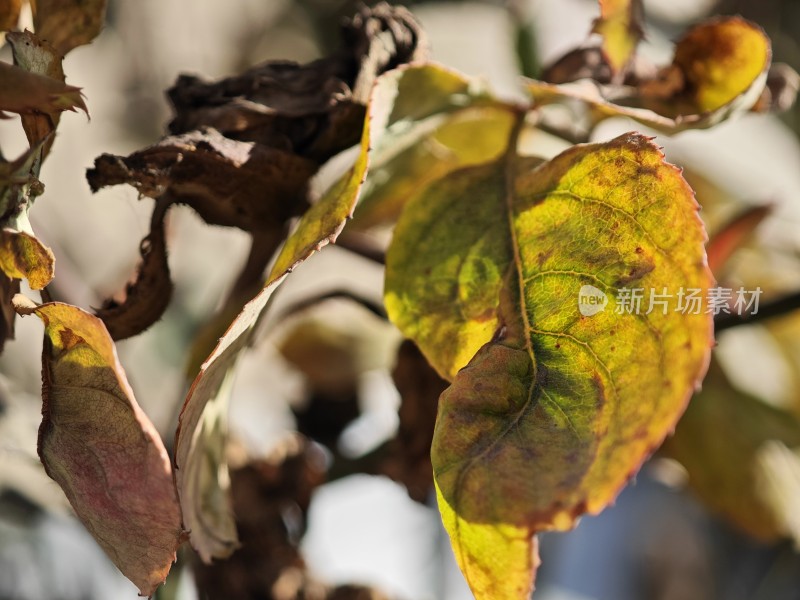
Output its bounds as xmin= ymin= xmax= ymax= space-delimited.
xmin=2 ymin=0 xmax=800 ymax=599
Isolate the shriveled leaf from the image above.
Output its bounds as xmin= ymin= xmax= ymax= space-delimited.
xmin=591 ymin=0 xmax=645 ymax=76
xmin=386 ymin=133 xmax=713 ymax=598
xmin=0 ymin=61 xmax=86 ymax=117
xmin=706 ymin=204 xmax=771 ymax=274
xmin=12 ymin=297 xmax=184 ymax=596
xmin=95 ymin=197 xmax=171 ymax=340
xmin=0 ymin=228 xmax=54 ymax=289
xmin=353 ymin=104 xmax=515 ymax=230
xmin=87 ymin=128 xmax=317 ymax=233
xmin=528 ymin=17 xmax=770 ymax=134
xmin=175 ymin=276 xmax=285 ymax=561
xmin=662 ymin=360 xmax=800 ymax=544
xmin=0 ymin=0 xmax=22 ymax=31
xmin=32 ymin=0 xmax=107 ymax=55
xmin=7 ymin=30 xmax=67 ymax=157
xmin=168 ymin=3 xmax=426 ymax=165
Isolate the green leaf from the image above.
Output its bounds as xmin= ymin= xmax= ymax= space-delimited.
xmin=12 ymin=297 xmax=184 ymax=597
xmin=662 ymin=359 xmax=800 ymax=544
xmin=591 ymin=0 xmax=645 ymax=76
xmin=528 ymin=17 xmax=770 ymax=134
xmin=352 ymin=105 xmax=516 ymax=231
xmin=386 ymin=131 xmax=713 ymax=598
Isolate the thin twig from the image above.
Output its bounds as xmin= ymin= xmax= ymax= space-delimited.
xmin=715 ymin=289 xmax=800 ymax=332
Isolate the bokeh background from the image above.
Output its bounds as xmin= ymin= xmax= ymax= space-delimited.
xmin=2 ymin=0 xmax=800 ymax=599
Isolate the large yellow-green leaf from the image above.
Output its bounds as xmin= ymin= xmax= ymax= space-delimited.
xmin=591 ymin=0 xmax=644 ymax=75
xmin=12 ymin=297 xmax=184 ymax=597
xmin=528 ymin=17 xmax=770 ymax=134
xmin=662 ymin=359 xmax=800 ymax=544
xmin=386 ymin=132 xmax=713 ymax=598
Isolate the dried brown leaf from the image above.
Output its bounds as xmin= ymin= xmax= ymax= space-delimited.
xmin=7 ymin=30 xmax=66 ymax=156
xmin=32 ymin=0 xmax=107 ymax=55
xmin=87 ymin=128 xmax=317 ymax=233
xmin=0 ymin=61 xmax=86 ymax=117
xmin=95 ymin=197 xmax=171 ymax=340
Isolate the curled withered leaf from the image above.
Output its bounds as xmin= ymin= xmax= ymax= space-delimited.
xmin=7 ymin=30 xmax=67 ymax=158
xmin=167 ymin=2 xmax=426 ymax=164
xmin=0 ymin=61 xmax=87 ymax=118
xmin=530 ymin=16 xmax=772 ymax=134
xmin=87 ymin=128 xmax=317 ymax=233
xmin=32 ymin=0 xmax=107 ymax=56
xmin=95 ymin=197 xmax=172 ymax=340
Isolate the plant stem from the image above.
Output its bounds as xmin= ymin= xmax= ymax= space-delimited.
xmin=715 ymin=289 xmax=800 ymax=332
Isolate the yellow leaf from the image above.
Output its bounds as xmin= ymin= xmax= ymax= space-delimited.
xmin=591 ymin=0 xmax=644 ymax=75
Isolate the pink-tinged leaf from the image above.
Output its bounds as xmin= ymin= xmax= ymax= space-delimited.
xmin=706 ymin=205 xmax=772 ymax=274
xmin=12 ymin=297 xmax=184 ymax=597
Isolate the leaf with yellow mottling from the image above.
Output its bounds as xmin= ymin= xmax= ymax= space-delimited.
xmin=386 ymin=131 xmax=713 ymax=598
